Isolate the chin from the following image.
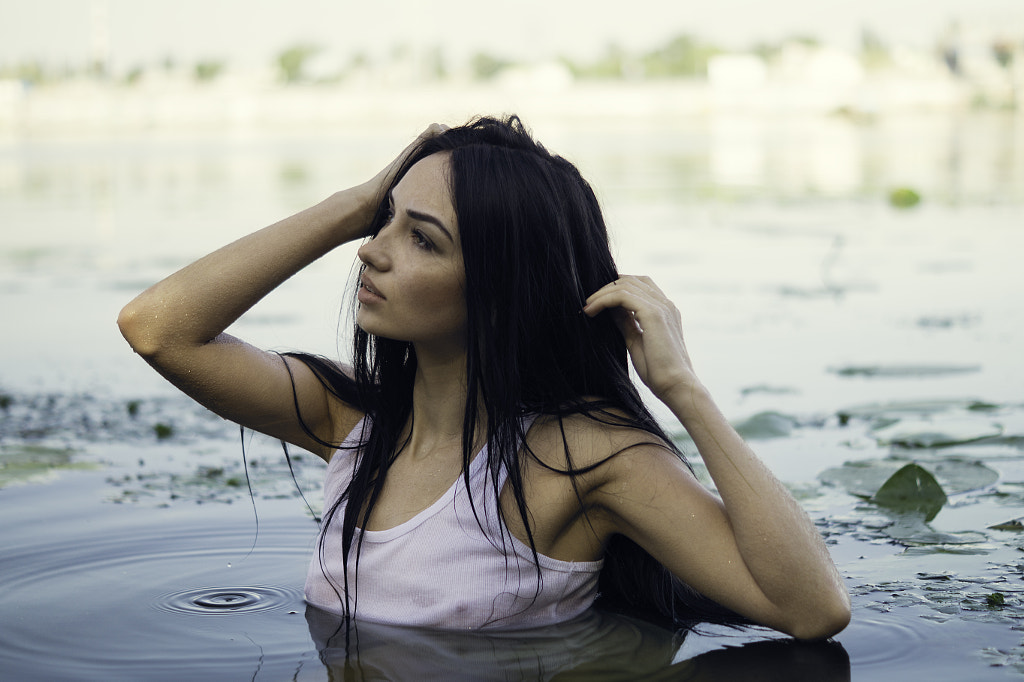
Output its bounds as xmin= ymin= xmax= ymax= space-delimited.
xmin=356 ymin=317 xmax=400 ymax=342
xmin=354 ymin=314 xmax=378 ymax=336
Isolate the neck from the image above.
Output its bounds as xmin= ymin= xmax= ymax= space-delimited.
xmin=404 ymin=344 xmax=485 ymax=459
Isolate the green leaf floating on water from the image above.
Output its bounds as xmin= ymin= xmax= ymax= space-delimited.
xmin=886 ymin=518 xmax=987 ymax=545
xmin=830 ymin=364 xmax=978 ymax=379
xmin=732 ymin=412 xmax=798 ymax=440
xmin=673 ymin=411 xmax=799 ymax=446
xmin=872 ymin=418 xmax=1003 ymax=448
xmin=0 ymin=444 xmax=96 ymax=488
xmin=820 ymin=459 xmax=999 ymax=543
xmin=889 ymin=186 xmax=921 ymax=208
xmin=988 ymin=518 xmax=1024 ymax=532
xmin=819 ymin=458 xmax=999 ymax=499
xmin=872 ymin=463 xmax=947 ymax=521
xmin=987 ymin=592 xmax=1006 ymax=607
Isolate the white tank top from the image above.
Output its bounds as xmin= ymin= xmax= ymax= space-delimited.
xmin=304 ymin=417 xmax=604 ymax=630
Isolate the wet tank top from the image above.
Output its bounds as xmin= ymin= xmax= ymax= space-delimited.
xmin=304 ymin=417 xmax=604 ymax=630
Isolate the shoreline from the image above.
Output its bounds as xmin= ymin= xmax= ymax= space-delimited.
xmin=0 ymin=75 xmax=1012 ymax=140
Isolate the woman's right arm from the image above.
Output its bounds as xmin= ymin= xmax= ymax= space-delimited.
xmin=117 ymin=125 xmax=446 ymax=459
xmin=117 ymin=186 xmax=373 ymax=460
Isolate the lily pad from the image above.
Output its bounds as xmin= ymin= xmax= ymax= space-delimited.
xmin=873 ymin=464 xmax=947 ymax=521
xmin=889 ymin=186 xmax=921 ymax=208
xmin=830 ymin=364 xmax=980 ymax=379
xmin=872 ymin=419 xmax=1003 ymax=448
xmin=733 ymin=412 xmax=798 ymax=440
xmin=887 ymin=520 xmax=986 ymax=545
xmin=988 ymin=518 xmax=1024 ymax=532
xmin=739 ymin=384 xmax=799 ymax=397
xmin=0 ymin=445 xmax=95 ymax=488
xmin=819 ymin=458 xmax=999 ymax=498
xmin=837 ymin=399 xmax=993 ymax=425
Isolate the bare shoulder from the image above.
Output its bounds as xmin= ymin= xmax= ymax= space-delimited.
xmin=260 ymin=353 xmax=363 ymax=462
xmin=524 ymin=407 xmax=681 ymax=482
xmin=512 ymin=406 xmax=700 ymax=560
xmin=288 ymin=356 xmax=364 ymax=460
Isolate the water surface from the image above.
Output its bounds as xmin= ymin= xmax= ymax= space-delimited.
xmin=2 ymin=112 xmax=1023 ymax=679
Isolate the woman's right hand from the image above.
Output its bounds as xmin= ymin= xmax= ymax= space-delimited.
xmin=117 ymin=124 xmax=452 ymax=460
xmin=358 ymin=123 xmax=450 ymax=223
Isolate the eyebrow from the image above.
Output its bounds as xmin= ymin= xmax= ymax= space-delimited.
xmin=405 ymin=208 xmax=454 ymax=243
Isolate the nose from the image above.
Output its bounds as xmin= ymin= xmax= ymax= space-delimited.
xmin=357 ymin=231 xmax=390 ymax=271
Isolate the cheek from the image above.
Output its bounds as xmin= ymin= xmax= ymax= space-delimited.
xmin=437 ymin=283 xmax=467 ymax=322
xmin=403 ymin=269 xmax=464 ymax=315
xmin=424 ymin=266 xmax=464 ymax=306
xmin=435 ymin=279 xmax=467 ymax=327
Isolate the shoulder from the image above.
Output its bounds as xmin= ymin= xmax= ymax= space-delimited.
xmin=523 ymin=406 xmax=680 ymax=481
xmin=517 ymin=406 xmax=706 ymax=555
xmin=280 ymin=354 xmax=365 ymax=462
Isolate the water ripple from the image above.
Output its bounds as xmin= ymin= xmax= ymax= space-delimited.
xmin=156 ymin=585 xmax=303 ymax=615
xmin=0 ymin=514 xmax=317 ymax=681
xmin=842 ymin=609 xmax=1017 ymax=681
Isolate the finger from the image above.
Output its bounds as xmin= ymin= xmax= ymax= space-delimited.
xmin=585 ymin=275 xmax=660 ymax=305
xmin=612 ymin=308 xmax=644 ymax=339
xmin=583 ymin=287 xmax=632 ymax=317
xmin=584 ymin=281 xmax=658 ymax=318
xmin=584 ymin=277 xmax=633 ymax=311
xmin=373 ymin=123 xmax=451 ymax=201
xmin=421 ymin=122 xmax=449 ymax=139
xmin=606 ymin=311 xmax=644 ymax=362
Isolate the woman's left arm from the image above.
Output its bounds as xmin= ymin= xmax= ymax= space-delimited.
xmin=584 ymin=276 xmax=850 ymax=640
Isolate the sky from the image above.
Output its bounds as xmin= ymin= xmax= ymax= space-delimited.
xmin=1 ymin=0 xmax=1023 ymax=72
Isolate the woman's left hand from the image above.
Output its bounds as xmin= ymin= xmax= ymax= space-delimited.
xmin=583 ymin=275 xmax=697 ymax=401
xmin=585 ymin=276 xmax=851 ymax=641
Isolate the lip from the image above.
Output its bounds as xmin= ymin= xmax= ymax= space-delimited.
xmin=358 ymin=274 xmax=385 ymax=302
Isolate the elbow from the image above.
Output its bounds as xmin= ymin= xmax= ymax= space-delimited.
xmin=117 ymin=301 xmax=161 ymax=359
xmin=786 ymin=595 xmax=852 ymax=642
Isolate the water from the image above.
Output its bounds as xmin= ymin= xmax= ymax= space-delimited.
xmin=2 ymin=110 xmax=1024 ymax=679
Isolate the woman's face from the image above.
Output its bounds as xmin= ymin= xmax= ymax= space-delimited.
xmin=356 ymin=153 xmax=466 ymax=355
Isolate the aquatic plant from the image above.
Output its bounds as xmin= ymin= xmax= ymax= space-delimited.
xmin=888 ymin=187 xmax=921 ymax=208
xmin=987 ymin=592 xmax=1006 ymax=607
xmin=153 ymin=423 xmax=174 ymax=439
xmin=0 ymin=444 xmax=93 ymax=488
xmin=871 ymin=463 xmax=947 ymax=522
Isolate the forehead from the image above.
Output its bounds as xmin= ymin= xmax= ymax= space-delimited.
xmin=393 ymin=153 xmax=457 ymax=228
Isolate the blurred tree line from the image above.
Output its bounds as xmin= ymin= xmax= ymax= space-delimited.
xmin=0 ymin=32 xmax=727 ymax=86
xmin=559 ymin=34 xmax=721 ymax=80
xmin=1 ymin=29 xmax=1019 ymax=88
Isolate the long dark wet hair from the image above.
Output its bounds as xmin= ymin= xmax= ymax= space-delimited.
xmin=286 ymin=115 xmax=742 ymax=629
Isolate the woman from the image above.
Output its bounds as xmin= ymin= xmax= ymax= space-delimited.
xmin=117 ymin=116 xmax=849 ymax=639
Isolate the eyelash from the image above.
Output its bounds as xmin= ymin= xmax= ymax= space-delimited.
xmin=411 ymin=228 xmax=433 ymax=251
xmin=382 ymin=203 xmax=433 ymax=252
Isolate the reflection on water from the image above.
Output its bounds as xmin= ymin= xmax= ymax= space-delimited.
xmin=556 ymin=112 xmax=1024 ymax=203
xmin=0 ymin=463 xmax=851 ymax=681
xmin=308 ymin=606 xmax=850 ymax=681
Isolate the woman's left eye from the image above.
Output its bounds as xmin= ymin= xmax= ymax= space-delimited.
xmin=411 ymin=229 xmax=433 ymax=251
